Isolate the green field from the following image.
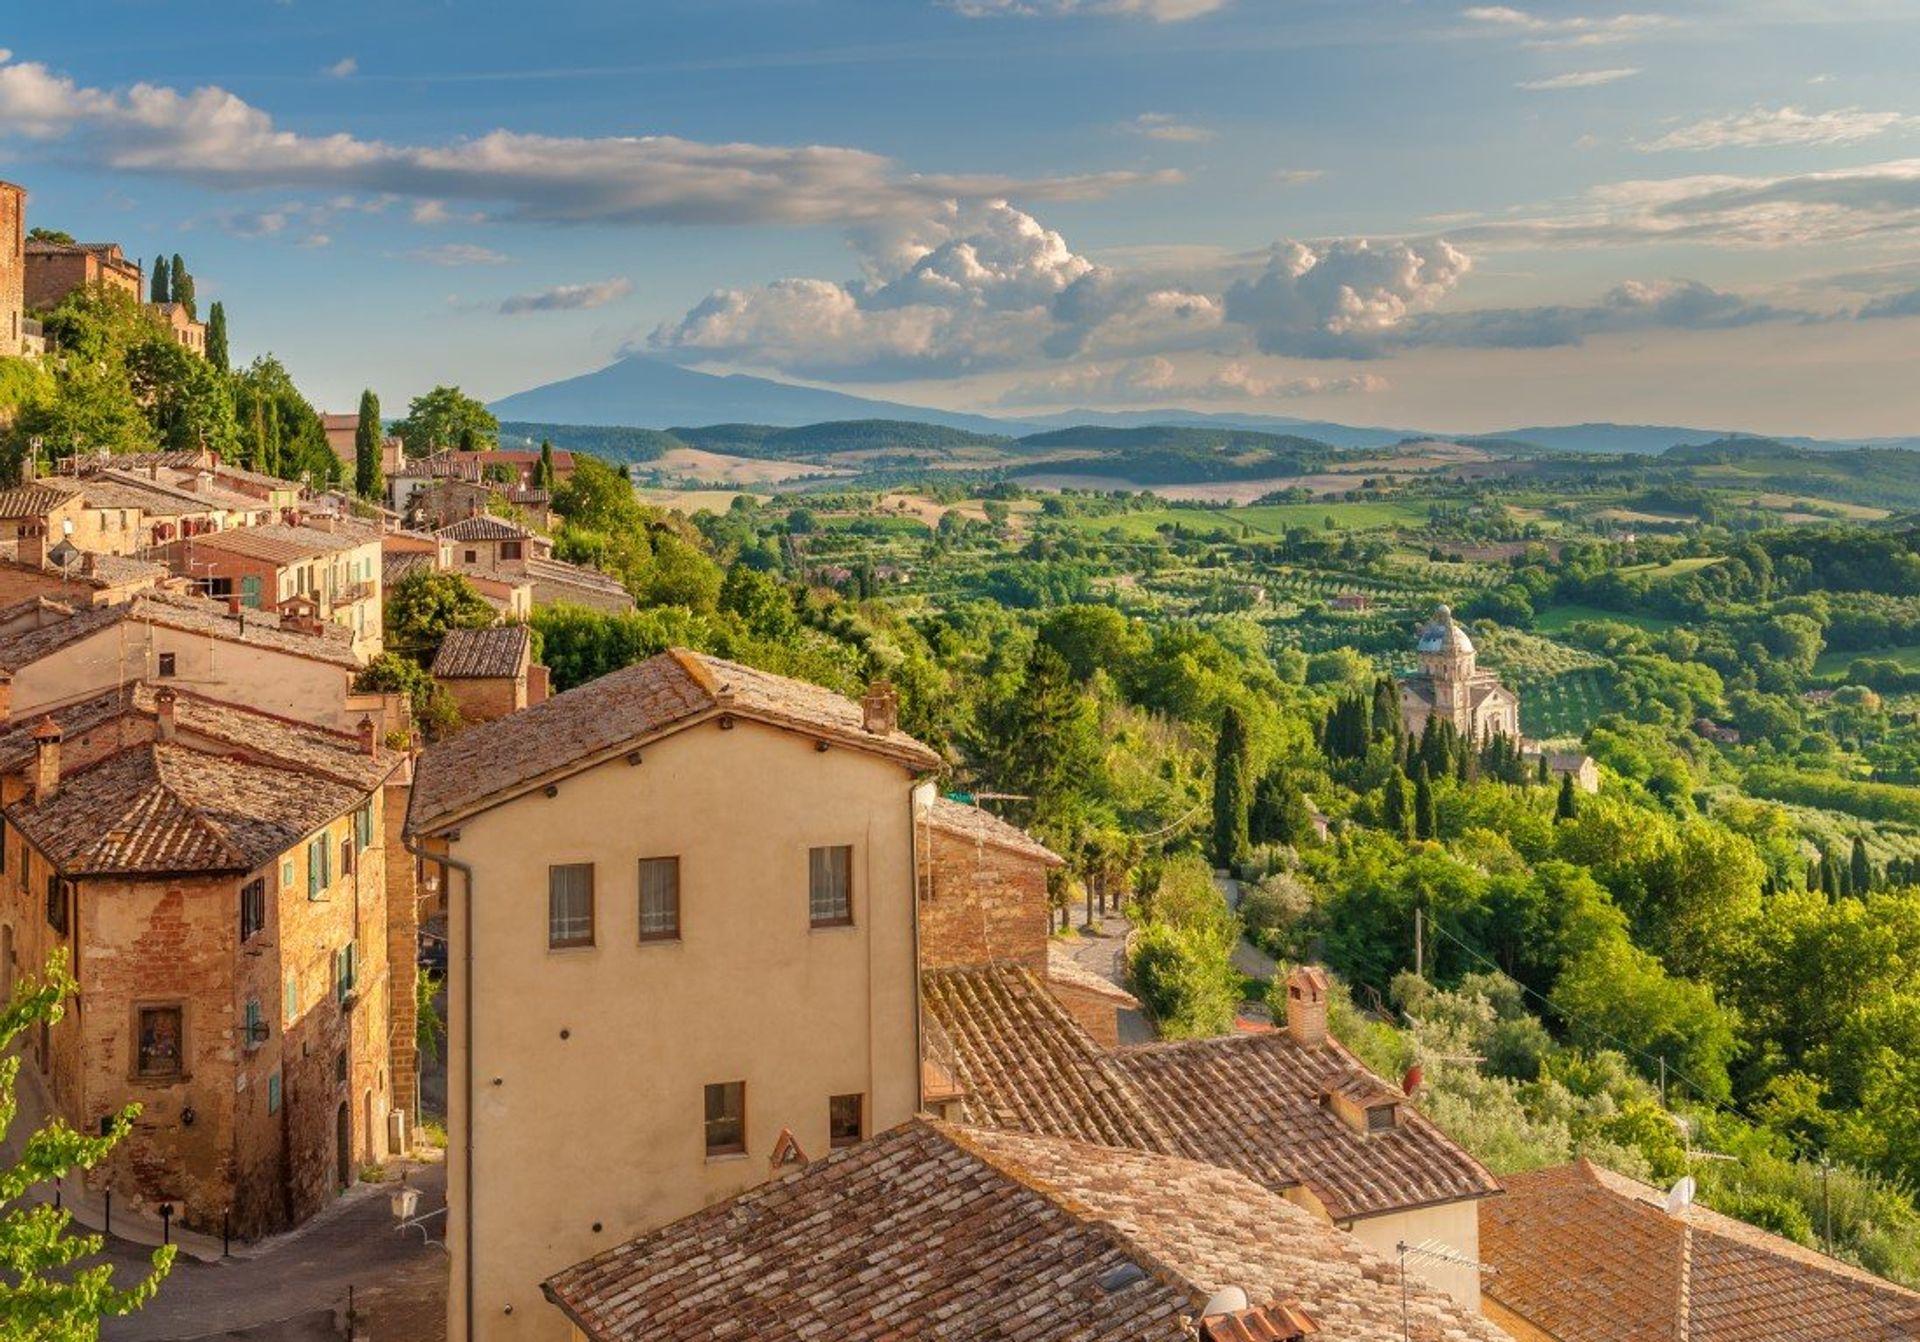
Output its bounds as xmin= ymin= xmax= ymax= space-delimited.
xmin=1816 ymin=644 xmax=1920 ymax=675
xmin=1617 ymin=556 xmax=1724 ymax=585
xmin=1071 ymin=499 xmax=1432 ymax=540
xmin=1533 ymin=603 xmax=1680 ymax=635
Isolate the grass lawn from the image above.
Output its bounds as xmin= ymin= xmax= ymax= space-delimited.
xmin=1816 ymin=644 xmax=1920 ymax=675
xmin=1533 ymin=603 xmax=1680 ymax=634
xmin=1617 ymin=556 xmax=1724 ymax=584
xmin=1071 ymin=499 xmax=1430 ymax=540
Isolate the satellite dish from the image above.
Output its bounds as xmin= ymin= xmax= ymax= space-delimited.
xmin=1664 ymin=1175 xmax=1696 ymax=1216
xmin=1201 ymin=1286 xmax=1249 ymax=1318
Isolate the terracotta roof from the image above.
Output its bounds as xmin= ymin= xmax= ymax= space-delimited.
xmin=923 ymin=963 xmax=1175 ymax=1153
xmin=7 ymin=742 xmax=367 ymax=878
xmin=524 ymin=556 xmax=631 ymax=604
xmin=383 ymin=553 xmax=436 ymax=587
xmin=926 ymin=795 xmax=1065 ymax=865
xmin=0 ymin=484 xmax=78 ymax=520
xmin=432 ymin=625 xmax=531 ymax=680
xmin=1117 ymin=1033 xmax=1499 ymax=1222
xmin=407 ymin=648 xmax=939 ymax=834
xmin=436 ymin=515 xmax=535 ymax=542
xmin=0 ymin=591 xmax=362 ymax=672
xmin=0 ymin=549 xmax=169 ymax=590
xmin=186 ymin=522 xmax=363 ymax=564
xmin=1484 ymin=1160 xmax=1920 ymax=1342
xmin=925 ymin=962 xmax=1495 ymax=1224
xmin=544 ymin=1119 xmax=1510 ymax=1342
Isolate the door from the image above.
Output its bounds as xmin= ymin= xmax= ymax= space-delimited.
xmin=363 ymin=1090 xmax=375 ymax=1164
xmin=335 ymin=1102 xmax=351 ymax=1191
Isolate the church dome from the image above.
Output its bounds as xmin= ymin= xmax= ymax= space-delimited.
xmin=1416 ymin=604 xmax=1474 ymax=656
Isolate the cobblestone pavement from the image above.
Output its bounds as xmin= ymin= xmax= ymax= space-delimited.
xmin=99 ymin=1161 xmax=447 ymax=1342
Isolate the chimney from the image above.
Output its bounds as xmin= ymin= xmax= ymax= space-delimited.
xmin=148 ymin=461 xmax=159 ymax=482
xmin=19 ymin=453 xmax=35 ymax=484
xmin=861 ymin=679 xmax=899 ymax=736
xmin=155 ymin=686 xmax=178 ymax=742
xmin=1284 ymin=965 xmax=1329 ymax=1048
xmin=357 ymin=714 xmax=378 ymax=757
xmin=0 ymin=674 xmax=12 ymax=727
xmin=30 ymin=718 xmax=62 ymax=804
xmin=228 ymin=593 xmax=242 ymax=615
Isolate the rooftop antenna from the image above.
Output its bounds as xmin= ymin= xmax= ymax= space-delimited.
xmin=1396 ymin=1240 xmax=1493 ymax=1342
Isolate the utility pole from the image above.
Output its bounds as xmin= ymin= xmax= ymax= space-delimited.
xmin=1414 ymin=906 xmax=1424 ymax=981
xmin=1821 ymin=1157 xmax=1832 ymax=1253
xmin=1659 ymin=1056 xmax=1668 ymax=1107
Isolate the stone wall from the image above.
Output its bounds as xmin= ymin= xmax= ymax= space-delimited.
xmin=0 ymin=182 xmax=23 ymax=359
xmin=917 ymin=825 xmax=1050 ymax=972
xmin=444 ymin=674 xmax=525 ymax=725
xmin=384 ymin=778 xmax=421 ymax=1132
xmin=1047 ymin=980 xmax=1125 ymax=1048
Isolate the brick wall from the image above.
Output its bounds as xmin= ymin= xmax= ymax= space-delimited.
xmin=0 ymin=182 xmax=21 ymax=359
xmin=23 ymin=250 xmax=96 ymax=312
xmin=917 ymin=825 xmax=1050 ymax=972
xmin=383 ymin=778 xmax=421 ymax=1132
xmin=1047 ymin=980 xmax=1125 ymax=1049
xmin=444 ymin=673 xmax=525 ymax=725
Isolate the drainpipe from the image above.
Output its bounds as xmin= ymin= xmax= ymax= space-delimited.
xmin=404 ymin=834 xmax=474 ymax=1342
xmin=909 ymin=775 xmax=929 ymax=1111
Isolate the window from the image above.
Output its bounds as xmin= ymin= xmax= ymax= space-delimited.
xmin=354 ymin=804 xmax=374 ymax=851
xmin=809 ymin=846 xmax=853 ymax=927
xmin=1367 ymin=1104 xmax=1398 ymax=1133
xmin=335 ymin=1049 xmax=348 ymax=1087
xmin=463 ymin=548 xmax=478 ymax=564
xmin=638 ymin=857 xmax=680 ymax=942
xmin=281 ymin=859 xmax=295 ymax=891
xmin=704 ymin=1081 xmax=745 ymax=1156
xmin=307 ymin=835 xmax=331 ymax=898
xmin=340 ymin=836 xmax=354 ymax=878
xmin=136 ymin=1006 xmax=184 ymax=1079
xmin=45 ymin=876 xmax=67 ymax=935
xmin=335 ymin=942 xmax=359 ymax=1003
xmin=157 ymin=652 xmax=176 ymax=678
xmin=548 ymin=864 xmax=594 ymax=948
xmin=500 ymin=540 xmax=523 ymax=561
xmin=240 ymin=575 xmax=263 ymax=609
xmin=240 ymin=878 xmax=266 ymax=941
xmin=829 ymin=1093 xmax=863 ymax=1149
xmin=284 ymin=972 xmax=298 ymax=1025
xmin=267 ymin=1071 xmax=282 ymax=1114
xmin=242 ymin=998 xmax=265 ymax=1050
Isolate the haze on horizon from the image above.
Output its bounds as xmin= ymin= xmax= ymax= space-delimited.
xmin=4 ymin=0 xmax=1918 ymax=437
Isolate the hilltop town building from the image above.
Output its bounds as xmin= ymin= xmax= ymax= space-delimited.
xmin=0 ymin=181 xmax=23 ymax=359
xmin=24 ymin=238 xmax=143 ymax=310
xmin=430 ymin=625 xmax=547 ymax=723
xmin=1398 ymin=604 xmax=1521 ymax=742
xmin=406 ymin=652 xmax=940 ymax=1342
xmin=172 ymin=519 xmax=385 ymax=656
xmin=0 ymin=686 xmax=406 ymax=1237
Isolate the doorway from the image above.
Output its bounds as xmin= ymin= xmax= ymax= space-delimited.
xmin=335 ymin=1102 xmax=351 ymax=1191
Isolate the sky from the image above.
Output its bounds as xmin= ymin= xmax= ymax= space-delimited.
xmin=4 ymin=0 xmax=1920 ymax=436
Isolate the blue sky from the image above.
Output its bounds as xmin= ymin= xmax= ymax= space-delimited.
xmin=5 ymin=0 xmax=1920 ymax=434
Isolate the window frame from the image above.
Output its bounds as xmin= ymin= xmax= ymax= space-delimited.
xmin=307 ymin=835 xmax=331 ymax=899
xmin=704 ymin=1080 xmax=746 ymax=1158
xmin=45 ymin=875 xmax=68 ymax=936
xmin=242 ymin=997 xmax=265 ymax=1051
xmin=156 ymin=651 xmax=177 ymax=678
xmin=829 ymin=1092 xmax=864 ymax=1149
xmin=240 ymin=876 xmax=266 ymax=942
xmin=547 ymin=863 xmax=596 ymax=950
xmin=133 ymin=1003 xmax=186 ymax=1081
xmin=637 ymin=856 xmax=681 ymax=943
xmin=808 ymin=845 xmax=855 ymax=929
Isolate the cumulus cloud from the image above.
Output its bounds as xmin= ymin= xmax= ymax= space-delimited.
xmin=1274 ymin=168 xmax=1324 ymax=186
xmin=1640 ymin=106 xmax=1914 ymax=152
xmin=324 ymin=57 xmax=358 ymax=79
xmin=1408 ymin=278 xmax=1800 ymax=347
xmin=1518 ymin=67 xmax=1641 ymax=90
xmin=1128 ymin=113 xmax=1215 ymax=143
xmin=950 ymin=0 xmax=1230 ymax=20
xmin=0 ymin=51 xmax=1173 ymax=227
xmin=1464 ymin=7 xmax=1669 ymax=47
xmin=1858 ymin=287 xmax=1920 ymax=319
xmin=403 ymin=242 xmax=509 ymax=266
xmin=499 ymin=277 xmax=633 ymax=314
xmin=1222 ymin=239 xmax=1473 ymax=357
xmin=997 ymin=357 xmax=1386 ymax=406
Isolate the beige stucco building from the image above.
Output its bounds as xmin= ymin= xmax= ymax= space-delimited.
xmin=1399 ymin=604 xmax=1521 ymax=742
xmin=406 ymin=653 xmax=938 ymax=1342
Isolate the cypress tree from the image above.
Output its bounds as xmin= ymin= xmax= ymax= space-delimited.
xmin=1820 ymin=850 xmax=1840 ymax=899
xmin=538 ymin=439 xmax=556 ymax=491
xmin=1850 ymin=835 xmax=1873 ymax=894
xmin=1556 ymin=771 xmax=1579 ymax=821
xmin=1414 ymin=763 xmax=1437 ymax=841
xmin=354 ymin=389 xmax=384 ymax=500
xmin=1211 ymin=705 xmax=1252 ymax=868
xmin=1382 ymin=771 xmax=1412 ymax=840
xmin=170 ymin=254 xmax=194 ymax=320
xmin=205 ymin=301 xmax=230 ymax=373
xmin=1371 ymin=676 xmax=1401 ymax=743
xmin=150 ymin=257 xmax=169 ymax=305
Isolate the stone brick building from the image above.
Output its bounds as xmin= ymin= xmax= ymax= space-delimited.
xmin=23 ymin=239 xmax=143 ymax=311
xmin=0 ymin=685 xmax=407 ymax=1237
xmin=916 ymin=794 xmax=1060 ymax=973
xmin=430 ymin=625 xmax=547 ymax=723
xmin=0 ymin=180 xmax=23 ymax=359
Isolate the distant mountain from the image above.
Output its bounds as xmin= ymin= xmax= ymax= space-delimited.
xmin=1019 ymin=407 xmax=1414 ymax=451
xmin=488 ymin=357 xmax=1019 ymax=437
xmin=673 ymin=420 xmax=1010 ymax=457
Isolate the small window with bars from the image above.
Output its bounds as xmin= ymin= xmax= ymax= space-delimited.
xmin=808 ymin=846 xmax=853 ymax=928
xmin=548 ymin=864 xmax=595 ymax=948
xmin=704 ymin=1081 xmax=745 ymax=1157
xmin=638 ymin=857 xmax=680 ymax=942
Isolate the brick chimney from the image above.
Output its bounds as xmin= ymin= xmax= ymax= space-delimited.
xmin=30 ymin=718 xmax=62 ymax=804
xmin=357 ymin=714 xmax=378 ymax=757
xmin=0 ymin=674 xmax=12 ymax=727
xmin=154 ymin=686 xmax=178 ymax=742
xmin=227 ymin=594 xmax=242 ymax=615
xmin=861 ymin=679 xmax=899 ymax=735
xmin=1284 ymin=965 xmax=1330 ymax=1048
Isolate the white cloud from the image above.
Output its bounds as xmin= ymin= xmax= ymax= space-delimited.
xmin=324 ymin=57 xmax=358 ymax=79
xmin=1640 ymin=106 xmax=1914 ymax=152
xmin=0 ymin=51 xmax=1174 ymax=227
xmin=1222 ymin=239 xmax=1473 ymax=357
xmin=499 ymin=277 xmax=633 ymax=314
xmin=1464 ymin=7 xmax=1670 ymax=47
xmin=1517 ymin=67 xmax=1642 ymax=90
xmin=1408 ymin=278 xmax=1800 ymax=347
xmin=1274 ymin=168 xmax=1324 ymax=186
xmin=998 ymin=357 xmax=1387 ymax=405
xmin=1128 ymin=113 xmax=1215 ymax=143
xmin=950 ymin=0 xmax=1230 ymax=20
xmin=403 ymin=242 xmax=509 ymax=266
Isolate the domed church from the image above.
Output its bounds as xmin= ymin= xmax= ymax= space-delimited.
xmin=1398 ymin=604 xmax=1521 ymax=741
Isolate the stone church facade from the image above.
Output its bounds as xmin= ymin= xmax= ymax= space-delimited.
xmin=1399 ymin=604 xmax=1521 ymax=741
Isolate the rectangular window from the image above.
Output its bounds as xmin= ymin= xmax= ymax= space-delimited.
xmin=704 ymin=1081 xmax=745 ymax=1157
xmin=136 ymin=1006 xmax=184 ymax=1079
xmin=830 ymin=1093 xmax=864 ymax=1149
xmin=638 ymin=857 xmax=680 ymax=942
xmin=340 ymin=836 xmax=354 ymax=878
xmin=307 ymin=836 xmax=330 ymax=898
xmin=45 ymin=876 xmax=67 ymax=935
xmin=157 ymin=652 xmax=176 ymax=678
xmin=808 ymin=846 xmax=853 ymax=928
xmin=354 ymin=803 xmax=374 ymax=851
xmin=240 ymin=877 xmax=266 ymax=942
xmin=547 ymin=864 xmax=594 ymax=948
xmin=267 ymin=1071 xmax=282 ymax=1114
xmin=284 ymin=972 xmax=298 ymax=1025
xmin=243 ymin=998 xmax=264 ymax=1050
xmin=281 ymin=858 xmax=295 ymax=891
xmin=335 ymin=1049 xmax=348 ymax=1086
xmin=500 ymin=540 xmax=523 ymax=561
xmin=335 ymin=942 xmax=358 ymax=1003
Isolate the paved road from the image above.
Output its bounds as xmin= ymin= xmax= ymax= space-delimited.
xmin=99 ymin=1162 xmax=447 ymax=1342
xmin=1217 ymin=875 xmax=1280 ymax=985
xmin=1054 ymin=912 xmax=1157 ymax=1044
